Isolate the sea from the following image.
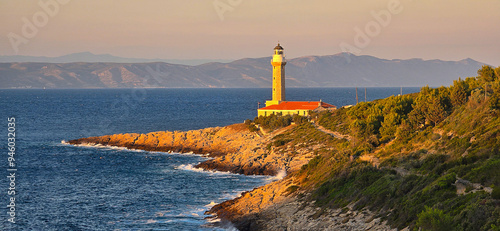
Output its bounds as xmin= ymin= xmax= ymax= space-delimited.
xmin=0 ymin=87 xmax=419 ymax=230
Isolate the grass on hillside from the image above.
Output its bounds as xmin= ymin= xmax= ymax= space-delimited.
xmin=250 ymin=65 xmax=500 ymax=230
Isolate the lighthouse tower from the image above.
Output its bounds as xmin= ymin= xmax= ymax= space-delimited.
xmin=257 ymin=43 xmax=336 ymax=117
xmin=266 ymin=43 xmax=287 ymax=107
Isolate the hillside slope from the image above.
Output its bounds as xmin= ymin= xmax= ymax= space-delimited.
xmin=219 ymin=65 xmax=500 ymax=230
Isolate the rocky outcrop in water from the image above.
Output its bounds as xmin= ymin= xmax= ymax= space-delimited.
xmin=68 ymin=124 xmax=311 ymax=176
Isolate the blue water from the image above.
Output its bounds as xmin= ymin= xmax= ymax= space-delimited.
xmin=0 ymin=87 xmax=419 ymax=230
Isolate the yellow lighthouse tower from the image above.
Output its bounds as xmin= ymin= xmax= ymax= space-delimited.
xmin=258 ymin=43 xmax=337 ymax=117
xmin=266 ymin=43 xmax=286 ymax=107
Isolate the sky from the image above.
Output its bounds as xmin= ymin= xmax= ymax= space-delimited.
xmin=1 ymin=0 xmax=499 ymax=65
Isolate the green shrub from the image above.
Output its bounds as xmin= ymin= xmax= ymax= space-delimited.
xmin=416 ymin=206 xmax=454 ymax=231
xmin=272 ymin=138 xmax=292 ymax=147
xmin=302 ymin=155 xmax=322 ymax=171
xmin=463 ymin=158 xmax=500 ymax=186
xmin=491 ymin=186 xmax=500 ymax=200
xmin=254 ymin=114 xmax=293 ymax=130
xmin=286 ymin=185 xmax=300 ymax=195
xmin=420 ymin=154 xmax=449 ymax=174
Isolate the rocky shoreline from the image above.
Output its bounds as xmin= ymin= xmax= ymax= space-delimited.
xmin=68 ymin=123 xmax=394 ymax=230
xmin=68 ymin=124 xmax=298 ymax=175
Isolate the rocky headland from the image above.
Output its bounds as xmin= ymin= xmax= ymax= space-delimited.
xmin=68 ymin=123 xmax=312 ymax=176
xmin=68 ymin=122 xmax=394 ymax=230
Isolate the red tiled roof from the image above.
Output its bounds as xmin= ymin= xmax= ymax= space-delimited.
xmin=259 ymin=101 xmax=336 ymax=111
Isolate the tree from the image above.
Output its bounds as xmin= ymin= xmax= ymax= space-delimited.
xmin=380 ymin=112 xmax=400 ymax=142
xmin=450 ymin=79 xmax=469 ymax=107
xmin=488 ymin=83 xmax=500 ymax=110
xmin=350 ymin=119 xmax=368 ymax=138
xmin=408 ymin=106 xmax=425 ymax=129
xmin=495 ymin=66 xmax=500 ymax=80
xmin=495 ymin=66 xmax=500 ymax=81
xmin=395 ymin=120 xmax=413 ymax=142
xmin=411 ymin=87 xmax=448 ymax=127
xmin=425 ymin=94 xmax=447 ymax=126
xmin=478 ymin=65 xmax=496 ymax=83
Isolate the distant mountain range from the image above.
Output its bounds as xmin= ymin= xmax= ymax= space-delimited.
xmin=0 ymin=53 xmax=486 ymax=89
xmin=0 ymin=52 xmax=232 ymax=65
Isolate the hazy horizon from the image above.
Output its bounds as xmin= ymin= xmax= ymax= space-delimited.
xmin=1 ymin=0 xmax=499 ymax=65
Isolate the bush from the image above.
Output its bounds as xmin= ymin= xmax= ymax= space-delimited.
xmin=271 ymin=138 xmax=292 ymax=147
xmin=416 ymin=206 xmax=454 ymax=231
xmin=286 ymin=185 xmax=300 ymax=195
xmin=244 ymin=119 xmax=259 ymax=132
xmin=302 ymin=155 xmax=322 ymax=171
xmin=462 ymin=158 xmax=500 ymax=186
xmin=492 ymin=186 xmax=500 ymax=200
xmin=253 ymin=114 xmax=296 ymax=130
xmin=293 ymin=114 xmax=309 ymax=125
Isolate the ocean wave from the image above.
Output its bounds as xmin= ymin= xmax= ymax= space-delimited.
xmin=62 ymin=141 xmax=145 ymax=152
xmin=206 ymin=217 xmax=221 ymax=223
xmin=164 ymin=151 xmax=212 ymax=158
xmin=176 ymin=164 xmax=234 ymax=176
xmin=218 ymin=190 xmax=245 ymax=201
xmin=205 ymin=217 xmax=239 ymax=231
xmin=267 ymin=169 xmax=287 ymax=182
xmin=62 ymin=140 xmax=212 ymax=157
xmin=204 ymin=201 xmax=218 ymax=208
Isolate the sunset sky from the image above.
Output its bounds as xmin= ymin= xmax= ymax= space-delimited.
xmin=1 ymin=0 xmax=499 ymax=64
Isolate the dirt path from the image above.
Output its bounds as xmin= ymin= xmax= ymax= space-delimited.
xmin=312 ymin=122 xmax=352 ymax=141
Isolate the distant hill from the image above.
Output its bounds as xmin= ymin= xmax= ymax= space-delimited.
xmin=0 ymin=52 xmax=232 ymax=66
xmin=0 ymin=53 xmax=486 ymax=89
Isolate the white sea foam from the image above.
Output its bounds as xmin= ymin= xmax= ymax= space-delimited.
xmin=145 ymin=219 xmax=157 ymax=224
xmin=176 ymin=164 xmax=234 ymax=176
xmin=167 ymin=152 xmax=212 ymax=158
xmin=176 ymin=164 xmax=206 ymax=173
xmin=218 ymin=190 xmax=245 ymax=201
xmin=206 ymin=217 xmax=221 ymax=223
xmin=267 ymin=169 xmax=287 ymax=181
xmin=204 ymin=201 xmax=218 ymax=208
xmin=72 ymin=143 xmax=144 ymax=152
xmin=62 ymin=141 xmax=213 ymax=158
